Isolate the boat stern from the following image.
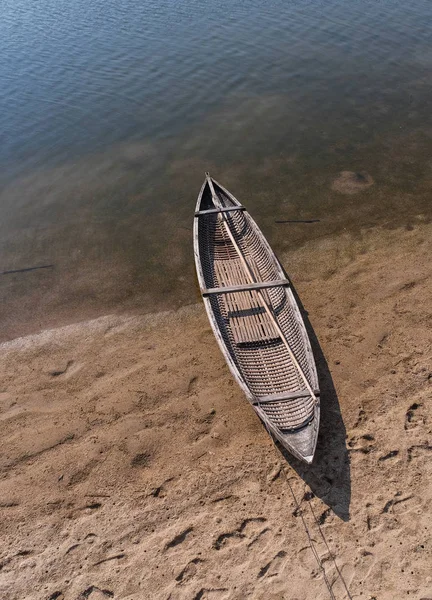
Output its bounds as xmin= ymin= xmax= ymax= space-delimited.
xmin=255 ymin=404 xmax=320 ymax=464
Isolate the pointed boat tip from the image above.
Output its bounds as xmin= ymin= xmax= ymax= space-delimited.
xmin=302 ymin=454 xmax=315 ymax=465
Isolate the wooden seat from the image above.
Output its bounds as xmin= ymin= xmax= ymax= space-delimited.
xmin=214 ymin=259 xmax=281 ymax=345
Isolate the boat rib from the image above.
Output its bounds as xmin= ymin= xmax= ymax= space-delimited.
xmin=193 ymin=174 xmax=320 ymax=463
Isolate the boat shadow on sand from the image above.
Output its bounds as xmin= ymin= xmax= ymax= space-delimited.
xmin=275 ymin=284 xmax=351 ymax=522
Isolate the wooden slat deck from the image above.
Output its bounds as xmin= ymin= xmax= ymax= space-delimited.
xmin=214 ymin=259 xmax=282 ymax=345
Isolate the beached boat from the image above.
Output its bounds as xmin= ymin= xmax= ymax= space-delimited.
xmin=193 ymin=174 xmax=320 ymax=463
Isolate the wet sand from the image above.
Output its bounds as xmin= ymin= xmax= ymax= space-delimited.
xmin=1 ymin=222 xmax=432 ymax=599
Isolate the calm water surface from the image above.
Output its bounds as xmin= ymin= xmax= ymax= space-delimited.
xmin=1 ymin=0 xmax=432 ymax=339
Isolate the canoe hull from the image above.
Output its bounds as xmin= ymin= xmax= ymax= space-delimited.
xmin=194 ymin=176 xmax=320 ymax=463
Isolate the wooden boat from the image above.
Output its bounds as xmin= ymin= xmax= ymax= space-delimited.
xmin=193 ymin=174 xmax=320 ymax=463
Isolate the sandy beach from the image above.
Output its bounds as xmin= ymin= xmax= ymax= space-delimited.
xmin=1 ymin=220 xmax=431 ymax=600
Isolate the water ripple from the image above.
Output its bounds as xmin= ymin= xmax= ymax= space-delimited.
xmin=0 ymin=0 xmax=431 ymax=180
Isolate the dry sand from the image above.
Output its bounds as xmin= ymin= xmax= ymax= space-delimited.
xmin=1 ymin=222 xmax=431 ymax=600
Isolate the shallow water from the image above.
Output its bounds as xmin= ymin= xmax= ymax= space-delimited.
xmin=1 ymin=0 xmax=432 ymax=340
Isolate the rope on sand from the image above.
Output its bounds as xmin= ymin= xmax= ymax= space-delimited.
xmin=283 ymin=470 xmax=353 ymax=600
xmin=261 ymin=422 xmax=351 ymax=598
xmin=306 ymin=494 xmax=353 ymax=600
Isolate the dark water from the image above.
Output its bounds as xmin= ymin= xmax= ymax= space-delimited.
xmin=1 ymin=0 xmax=432 ymax=339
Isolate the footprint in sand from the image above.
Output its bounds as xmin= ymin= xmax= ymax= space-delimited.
xmin=213 ymin=518 xmax=268 ymax=551
xmin=297 ymin=544 xmax=321 ymax=576
xmin=192 ymin=409 xmax=217 ymax=443
xmin=257 ymin=550 xmax=287 ymax=579
xmin=407 ymin=444 xmax=432 ymax=462
xmin=76 ymin=586 xmax=114 ymax=599
xmin=405 ymin=402 xmax=425 ymax=430
xmin=49 ymin=360 xmax=82 ymax=379
xmin=175 ymin=557 xmax=204 ymax=583
xmin=68 ymin=459 xmax=99 ymax=487
xmin=165 ymin=526 xmax=194 ymax=550
xmin=192 ymin=588 xmax=229 ymax=600
xmin=347 ymin=433 xmax=375 ymax=455
xmin=352 ymin=550 xmax=376 ymax=588
xmin=187 ymin=375 xmax=199 ymax=394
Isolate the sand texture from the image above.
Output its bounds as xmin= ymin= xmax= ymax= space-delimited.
xmin=1 ymin=223 xmax=432 ymax=600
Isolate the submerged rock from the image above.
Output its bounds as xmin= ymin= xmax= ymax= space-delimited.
xmin=332 ymin=170 xmax=374 ymax=194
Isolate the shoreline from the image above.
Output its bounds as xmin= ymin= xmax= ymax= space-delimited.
xmin=2 ymin=216 xmax=431 ymax=345
xmin=2 ymin=124 xmax=432 ymax=345
xmin=0 ymin=304 xmax=203 ymax=352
